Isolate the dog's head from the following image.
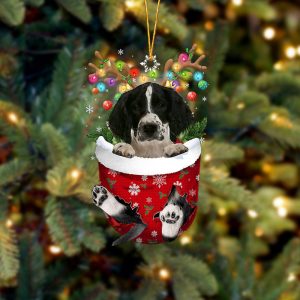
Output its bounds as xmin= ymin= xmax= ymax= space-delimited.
xmin=108 ymin=82 xmax=193 ymax=143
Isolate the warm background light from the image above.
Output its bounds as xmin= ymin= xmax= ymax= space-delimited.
xmin=263 ymin=27 xmax=275 ymax=40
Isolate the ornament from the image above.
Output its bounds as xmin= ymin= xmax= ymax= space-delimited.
xmin=130 ymin=67 xmax=140 ymax=78
xmin=103 ymin=100 xmax=113 ymax=111
xmin=198 ymin=80 xmax=208 ymax=90
xmin=140 ymin=55 xmax=160 ymax=72
xmin=116 ymin=60 xmax=125 ymax=71
xmin=97 ymin=68 xmax=106 ymax=77
xmin=176 ymin=86 xmax=184 ymax=93
xmin=187 ymin=91 xmax=197 ymax=102
xmin=193 ymin=71 xmax=204 ymax=82
xmin=178 ymin=52 xmax=189 ymax=64
xmin=118 ymin=83 xmax=128 ymax=93
xmin=106 ymin=77 xmax=117 ymax=87
xmin=148 ymin=70 xmax=159 ymax=79
xmin=172 ymin=62 xmax=180 ymax=72
xmin=171 ymin=80 xmax=180 ymax=88
xmin=92 ymin=88 xmax=99 ymax=95
xmin=179 ymin=70 xmax=192 ymax=81
xmin=140 ymin=75 xmax=148 ymax=84
xmin=88 ymin=73 xmax=98 ymax=84
xmin=98 ymin=58 xmax=109 ymax=69
xmin=166 ymin=71 xmax=176 ymax=80
xmin=114 ymin=93 xmax=122 ymax=101
xmin=96 ymin=82 xmax=106 ymax=92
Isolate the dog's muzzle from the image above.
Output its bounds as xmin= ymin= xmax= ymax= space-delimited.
xmin=138 ymin=122 xmax=163 ymax=141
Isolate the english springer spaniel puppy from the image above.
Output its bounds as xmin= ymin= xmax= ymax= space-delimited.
xmin=108 ymin=82 xmax=193 ymax=158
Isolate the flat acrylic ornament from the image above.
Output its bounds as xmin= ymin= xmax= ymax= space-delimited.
xmin=95 ymin=137 xmax=201 ymax=244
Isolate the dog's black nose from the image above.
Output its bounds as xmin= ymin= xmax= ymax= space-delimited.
xmin=142 ymin=123 xmax=158 ymax=136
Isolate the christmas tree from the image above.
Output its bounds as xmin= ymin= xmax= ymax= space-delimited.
xmin=1 ymin=0 xmax=300 ymax=299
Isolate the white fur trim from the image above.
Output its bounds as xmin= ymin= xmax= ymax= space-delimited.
xmin=95 ymin=137 xmax=201 ymax=175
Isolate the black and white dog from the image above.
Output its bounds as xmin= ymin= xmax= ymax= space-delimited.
xmin=154 ymin=185 xmax=195 ymax=241
xmin=109 ymin=82 xmax=193 ymax=158
xmin=92 ymin=185 xmax=147 ymax=246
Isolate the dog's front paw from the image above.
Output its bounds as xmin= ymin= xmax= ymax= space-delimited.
xmin=113 ymin=143 xmax=135 ymax=158
xmin=92 ymin=185 xmax=108 ymax=207
xmin=164 ymin=144 xmax=188 ymax=157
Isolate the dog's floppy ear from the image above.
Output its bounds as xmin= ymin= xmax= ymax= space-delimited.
xmin=108 ymin=91 xmax=132 ymax=143
xmin=167 ymin=88 xmax=193 ymax=141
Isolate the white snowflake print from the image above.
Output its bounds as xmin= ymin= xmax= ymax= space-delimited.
xmin=152 ymin=175 xmax=167 ymax=188
xmin=141 ymin=175 xmax=148 ymax=181
xmin=86 ymin=104 xmax=93 ymax=114
xmin=108 ymin=169 xmax=118 ymax=177
xmin=173 ymin=181 xmax=182 ymax=188
xmin=136 ymin=238 xmax=143 ymax=243
xmin=199 ymin=137 xmax=205 ymax=144
xmin=189 ymin=189 xmax=196 ymax=197
xmin=96 ymin=127 xmax=101 ymax=132
xmin=146 ymin=197 xmax=152 ymax=203
xmin=202 ymin=96 xmax=207 ymax=102
xmin=196 ymin=175 xmax=200 ymax=182
xmin=185 ymin=83 xmax=189 ymax=87
xmin=90 ymin=155 xmax=95 ymax=160
xmin=140 ymin=55 xmax=160 ymax=72
xmin=151 ymin=230 xmax=158 ymax=237
xmin=133 ymin=202 xmax=139 ymax=208
xmin=128 ymin=183 xmax=140 ymax=196
xmin=117 ymin=49 xmax=124 ymax=55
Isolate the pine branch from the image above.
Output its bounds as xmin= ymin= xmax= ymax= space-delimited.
xmin=100 ymin=0 xmax=125 ymax=31
xmin=55 ymin=0 xmax=92 ymax=24
xmin=0 ymin=0 xmax=25 ymax=26
xmin=45 ymin=197 xmax=81 ymax=256
xmin=16 ymin=234 xmax=45 ymax=300
xmin=0 ymin=223 xmax=19 ymax=281
xmin=180 ymin=118 xmax=207 ymax=142
xmin=133 ymin=279 xmax=164 ymax=300
xmin=0 ymin=159 xmax=29 ymax=187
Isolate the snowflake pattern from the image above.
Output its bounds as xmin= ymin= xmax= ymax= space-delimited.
xmin=96 ymin=127 xmax=101 ymax=132
xmin=196 ymin=175 xmax=200 ymax=182
xmin=141 ymin=175 xmax=148 ymax=181
xmin=152 ymin=175 xmax=167 ymax=188
xmin=151 ymin=230 xmax=158 ymax=237
xmin=140 ymin=55 xmax=160 ymax=72
xmin=90 ymin=156 xmax=95 ymax=160
xmin=133 ymin=202 xmax=139 ymax=207
xmin=128 ymin=183 xmax=140 ymax=196
xmin=108 ymin=169 xmax=118 ymax=177
xmin=173 ymin=181 xmax=182 ymax=188
xmin=189 ymin=189 xmax=196 ymax=197
xmin=136 ymin=238 xmax=143 ymax=243
xmin=202 ymin=96 xmax=207 ymax=102
xmin=117 ymin=49 xmax=124 ymax=55
xmin=146 ymin=197 xmax=152 ymax=203
xmin=86 ymin=105 xmax=94 ymax=114
xmin=200 ymin=137 xmax=205 ymax=144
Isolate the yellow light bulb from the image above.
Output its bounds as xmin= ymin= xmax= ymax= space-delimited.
xmin=255 ymin=228 xmax=264 ymax=237
xmin=287 ymin=273 xmax=296 ymax=282
xmin=285 ymin=46 xmax=296 ymax=59
xmin=232 ymin=0 xmax=243 ymax=6
xmin=97 ymin=68 xmax=106 ymax=77
xmin=204 ymin=154 xmax=212 ymax=162
xmin=270 ymin=113 xmax=278 ymax=121
xmin=70 ymin=168 xmax=81 ymax=179
xmin=218 ymin=207 xmax=227 ymax=216
xmin=125 ymin=0 xmax=138 ymax=8
xmin=180 ymin=235 xmax=192 ymax=245
xmin=274 ymin=61 xmax=284 ymax=71
xmin=118 ymin=83 xmax=127 ymax=93
xmin=7 ymin=112 xmax=19 ymax=124
xmin=248 ymin=209 xmax=258 ymax=219
xmin=49 ymin=245 xmax=62 ymax=254
xmin=273 ymin=196 xmax=285 ymax=208
xmin=263 ymin=27 xmax=275 ymax=40
xmin=158 ymin=268 xmax=171 ymax=280
xmin=6 ymin=219 xmax=13 ymax=228
xmin=277 ymin=207 xmax=288 ymax=218
xmin=297 ymin=46 xmax=300 ymax=56
xmin=237 ymin=102 xmax=245 ymax=110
